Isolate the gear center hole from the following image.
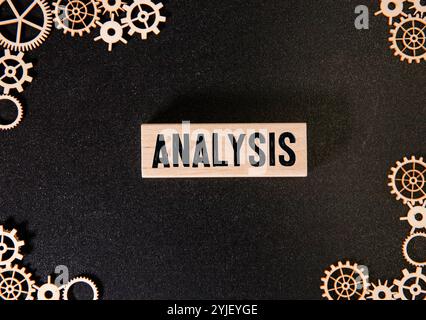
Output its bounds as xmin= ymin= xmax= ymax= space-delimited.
xmin=388 ymin=2 xmax=396 ymax=10
xmin=415 ymin=213 xmax=424 ymax=221
xmin=107 ymin=28 xmax=116 ymax=36
xmin=44 ymin=290 xmax=53 ymax=299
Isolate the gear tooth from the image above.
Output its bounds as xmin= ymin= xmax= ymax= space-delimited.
xmin=17 ymin=52 xmax=24 ymax=59
xmin=159 ymin=15 xmax=166 ymax=23
xmin=153 ymin=27 xmax=160 ymax=35
xmin=16 ymin=253 xmax=23 ymax=260
xmin=10 ymin=229 xmax=17 ymax=236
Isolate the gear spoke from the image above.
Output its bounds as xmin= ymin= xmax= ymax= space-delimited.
xmin=22 ymin=19 xmax=44 ymax=31
xmin=0 ymin=18 xmax=18 ymax=26
xmin=6 ymin=0 xmax=20 ymax=18
xmin=21 ymin=0 xmax=39 ymax=19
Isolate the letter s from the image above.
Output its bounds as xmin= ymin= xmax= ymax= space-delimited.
xmin=278 ymin=132 xmax=296 ymax=166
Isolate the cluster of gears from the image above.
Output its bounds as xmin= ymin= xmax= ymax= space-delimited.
xmin=321 ymin=156 xmax=426 ymax=300
xmin=0 ymin=224 xmax=99 ymax=300
xmin=0 ymin=0 xmax=165 ymax=130
xmin=376 ymin=0 xmax=426 ymax=63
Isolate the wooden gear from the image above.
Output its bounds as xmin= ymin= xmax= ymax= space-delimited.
xmin=0 ymin=0 xmax=53 ymax=51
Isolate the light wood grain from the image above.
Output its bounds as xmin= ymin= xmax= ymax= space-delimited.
xmin=141 ymin=123 xmax=307 ymax=178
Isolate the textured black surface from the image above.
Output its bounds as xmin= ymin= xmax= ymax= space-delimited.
xmin=0 ymin=0 xmax=425 ymax=300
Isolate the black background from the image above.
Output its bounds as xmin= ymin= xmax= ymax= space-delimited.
xmin=0 ymin=0 xmax=425 ymax=300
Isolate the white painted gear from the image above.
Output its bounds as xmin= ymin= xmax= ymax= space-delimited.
xmin=321 ymin=261 xmax=370 ymax=300
xmin=388 ymin=156 xmax=426 ymax=204
xmin=34 ymin=276 xmax=61 ymax=300
xmin=0 ymin=0 xmax=53 ymax=51
xmin=401 ymin=202 xmax=426 ymax=234
xmin=394 ymin=267 xmax=426 ymax=300
xmin=375 ymin=0 xmax=407 ymax=25
xmin=0 ymin=94 xmax=23 ymax=130
xmin=389 ymin=16 xmax=426 ymax=64
xmin=62 ymin=276 xmax=99 ymax=300
xmin=53 ymin=0 xmax=101 ymax=36
xmin=121 ymin=0 xmax=166 ymax=40
xmin=0 ymin=225 xmax=24 ymax=267
xmin=0 ymin=49 xmax=33 ymax=94
xmin=0 ymin=265 xmax=35 ymax=300
xmin=94 ymin=17 xmax=127 ymax=51
xmin=408 ymin=0 xmax=426 ymax=16
xmin=402 ymin=232 xmax=426 ymax=267
xmin=99 ymin=0 xmax=126 ymax=18
xmin=368 ymin=280 xmax=395 ymax=300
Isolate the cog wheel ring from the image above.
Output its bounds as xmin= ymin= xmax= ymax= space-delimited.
xmin=63 ymin=276 xmax=99 ymax=300
xmin=388 ymin=156 xmax=426 ymax=205
xmin=389 ymin=16 xmax=426 ymax=64
xmin=121 ymin=0 xmax=166 ymax=39
xmin=0 ymin=0 xmax=53 ymax=51
xmin=53 ymin=0 xmax=100 ymax=36
xmin=394 ymin=268 xmax=426 ymax=300
xmin=0 ymin=50 xmax=33 ymax=94
xmin=0 ymin=225 xmax=25 ymax=266
xmin=0 ymin=265 xmax=35 ymax=300
xmin=321 ymin=261 xmax=369 ymax=300
xmin=0 ymin=95 xmax=24 ymax=131
xmin=402 ymin=232 xmax=426 ymax=267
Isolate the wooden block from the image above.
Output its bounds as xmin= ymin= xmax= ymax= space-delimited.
xmin=141 ymin=123 xmax=307 ymax=178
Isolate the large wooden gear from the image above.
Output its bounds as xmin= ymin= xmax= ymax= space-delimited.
xmin=0 ymin=0 xmax=53 ymax=51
